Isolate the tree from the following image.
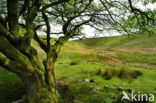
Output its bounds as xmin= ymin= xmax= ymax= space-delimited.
xmin=125 ymin=0 xmax=156 ymax=36
xmin=0 ymin=0 xmax=71 ymax=103
xmin=0 ymin=0 xmax=155 ymax=103
xmin=99 ymin=0 xmax=156 ymax=36
xmin=0 ymin=0 xmax=105 ymax=103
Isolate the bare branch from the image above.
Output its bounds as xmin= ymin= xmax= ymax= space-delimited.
xmin=62 ymin=0 xmax=93 ymax=33
xmin=50 ymin=32 xmax=63 ymax=35
xmin=41 ymin=0 xmax=70 ymax=11
xmin=100 ymin=0 xmax=130 ymax=34
xmin=128 ymin=0 xmax=153 ymax=23
xmin=34 ymin=30 xmax=47 ymax=52
xmin=41 ymin=11 xmax=51 ymax=50
xmin=20 ymin=0 xmax=30 ymax=15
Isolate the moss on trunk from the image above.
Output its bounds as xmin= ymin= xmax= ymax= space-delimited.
xmin=22 ymin=69 xmax=57 ymax=103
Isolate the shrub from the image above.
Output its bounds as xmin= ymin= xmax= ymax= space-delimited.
xmin=104 ymin=68 xmax=142 ymax=80
xmin=96 ymin=69 xmax=103 ymax=76
xmin=81 ymin=67 xmax=142 ymax=80
xmin=119 ymin=68 xmax=142 ymax=79
xmin=69 ymin=60 xmax=80 ymax=65
xmin=103 ymin=68 xmax=119 ymax=80
xmin=81 ymin=68 xmax=103 ymax=76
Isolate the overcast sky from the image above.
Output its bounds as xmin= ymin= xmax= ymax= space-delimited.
xmin=39 ymin=1 xmax=156 ymax=39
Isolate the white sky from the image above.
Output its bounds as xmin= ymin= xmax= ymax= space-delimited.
xmin=137 ymin=2 xmax=156 ymax=10
xmin=39 ymin=1 xmax=156 ymax=38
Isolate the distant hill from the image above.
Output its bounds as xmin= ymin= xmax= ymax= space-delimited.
xmin=75 ymin=33 xmax=156 ymax=53
xmin=34 ymin=34 xmax=156 ymax=54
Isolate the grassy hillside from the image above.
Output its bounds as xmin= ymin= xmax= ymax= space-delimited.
xmin=55 ymin=35 xmax=156 ymax=103
xmin=0 ymin=34 xmax=156 ymax=103
xmin=77 ymin=34 xmax=156 ymax=53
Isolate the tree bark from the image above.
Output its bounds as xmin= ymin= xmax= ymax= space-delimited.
xmin=0 ymin=47 xmax=58 ymax=103
xmin=0 ymin=0 xmax=73 ymax=103
xmin=21 ymin=64 xmax=57 ymax=103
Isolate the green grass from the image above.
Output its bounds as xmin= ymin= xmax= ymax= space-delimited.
xmin=77 ymin=33 xmax=156 ymax=51
xmin=115 ymin=51 xmax=156 ymax=66
xmin=55 ymin=51 xmax=156 ymax=103
xmin=0 ymin=34 xmax=156 ymax=103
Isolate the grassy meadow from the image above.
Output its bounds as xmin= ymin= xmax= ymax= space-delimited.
xmin=0 ymin=34 xmax=156 ymax=103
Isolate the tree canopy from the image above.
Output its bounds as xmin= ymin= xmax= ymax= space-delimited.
xmin=0 ymin=0 xmax=155 ymax=103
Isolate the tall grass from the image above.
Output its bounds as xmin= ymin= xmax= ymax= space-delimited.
xmin=82 ymin=67 xmax=143 ymax=80
xmin=104 ymin=68 xmax=142 ymax=80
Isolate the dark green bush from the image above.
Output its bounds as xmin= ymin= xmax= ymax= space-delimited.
xmin=69 ymin=60 xmax=80 ymax=65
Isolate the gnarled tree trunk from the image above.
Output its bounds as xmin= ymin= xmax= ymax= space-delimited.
xmin=19 ymin=55 xmax=58 ymax=103
xmin=0 ymin=0 xmax=70 ymax=103
xmin=23 ymin=69 xmax=57 ymax=103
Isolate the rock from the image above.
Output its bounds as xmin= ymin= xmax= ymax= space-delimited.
xmin=122 ymin=83 xmax=126 ymax=86
xmin=78 ymin=79 xmax=82 ymax=82
xmin=92 ymin=88 xmax=100 ymax=94
xmin=96 ymin=88 xmax=100 ymax=91
xmin=117 ymin=87 xmax=123 ymax=91
xmin=127 ymin=88 xmax=133 ymax=93
xmin=104 ymin=85 xmax=113 ymax=90
xmin=85 ymin=78 xmax=89 ymax=82
xmin=90 ymin=79 xmax=95 ymax=83
xmin=105 ymin=85 xmax=110 ymax=88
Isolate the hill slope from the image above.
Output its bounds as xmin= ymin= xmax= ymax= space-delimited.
xmin=1 ymin=34 xmax=156 ymax=103
xmin=76 ymin=34 xmax=156 ymax=53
